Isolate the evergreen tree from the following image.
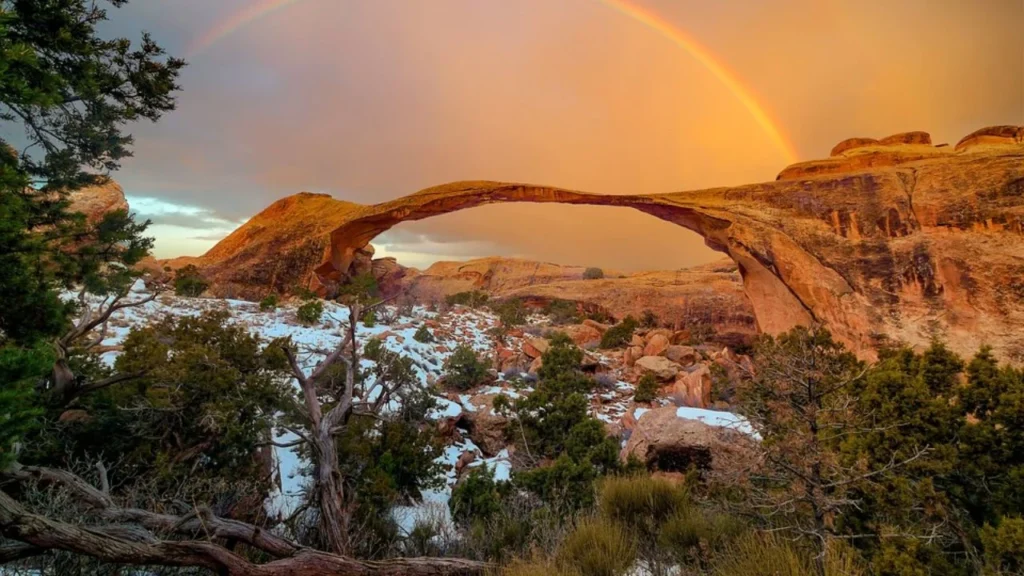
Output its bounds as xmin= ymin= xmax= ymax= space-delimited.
xmin=0 ymin=0 xmax=183 ymax=465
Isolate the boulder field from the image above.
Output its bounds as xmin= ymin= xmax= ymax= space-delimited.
xmin=162 ymin=126 xmax=1024 ymax=363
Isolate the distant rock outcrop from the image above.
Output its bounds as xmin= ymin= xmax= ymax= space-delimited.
xmin=400 ymin=257 xmax=621 ymax=301
xmin=68 ymin=179 xmax=129 ymax=223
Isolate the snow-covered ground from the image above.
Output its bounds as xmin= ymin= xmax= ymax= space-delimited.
xmin=66 ymin=280 xmax=755 ymax=531
xmin=67 ymin=281 xmax=516 ymax=521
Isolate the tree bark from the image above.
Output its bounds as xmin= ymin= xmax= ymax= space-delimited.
xmin=0 ymin=467 xmax=488 ymax=576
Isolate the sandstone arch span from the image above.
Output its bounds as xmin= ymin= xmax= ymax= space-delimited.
xmin=310 ymin=128 xmax=1024 ymax=361
xmin=316 ymin=181 xmax=818 ymax=340
xmin=177 ymin=127 xmax=1023 ymax=361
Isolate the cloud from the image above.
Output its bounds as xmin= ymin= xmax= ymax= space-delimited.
xmin=101 ymin=0 xmax=1023 ymax=271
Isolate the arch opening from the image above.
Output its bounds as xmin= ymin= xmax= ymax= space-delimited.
xmin=312 ymin=181 xmax=818 ymax=345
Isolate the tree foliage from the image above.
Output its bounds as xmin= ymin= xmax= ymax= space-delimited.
xmin=0 ymin=0 xmax=182 ymax=470
xmin=443 ymin=344 xmax=491 ymax=391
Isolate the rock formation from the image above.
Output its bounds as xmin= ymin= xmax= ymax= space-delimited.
xmin=400 ymin=256 xmax=621 ymax=301
xmin=68 ymin=179 xmax=129 ymax=223
xmin=159 ymin=192 xmax=366 ymax=299
xmin=497 ymin=260 xmax=755 ymax=337
xmin=181 ymin=126 xmax=1024 ymax=363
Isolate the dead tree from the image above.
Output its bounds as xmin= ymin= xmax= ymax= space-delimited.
xmin=49 ymin=283 xmax=161 ymax=405
xmin=278 ymin=297 xmax=409 ymax=556
xmin=0 ymin=463 xmax=486 ymax=575
xmin=0 ymin=296 xmax=487 ymax=574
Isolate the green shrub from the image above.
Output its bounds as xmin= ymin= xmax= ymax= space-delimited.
xmin=173 ymin=264 xmax=209 ymax=297
xmin=446 ymin=290 xmax=489 ymax=308
xmin=659 ymin=509 xmax=746 ymax=565
xmin=557 ymin=517 xmax=635 ymax=576
xmin=296 ymin=300 xmax=324 ymax=325
xmin=442 ymin=344 xmax=490 ymax=391
xmin=544 ymin=299 xmax=582 ymax=325
xmin=598 ymin=475 xmax=687 ymax=530
xmin=711 ymin=533 xmax=809 ymax=576
xmin=982 ymin=517 xmax=1024 ymax=573
xmin=493 ymin=298 xmax=528 ymax=327
xmin=259 ymin=293 xmax=279 ymax=311
xmin=449 ymin=466 xmax=506 ymax=525
xmin=582 ymin=267 xmax=604 ymax=280
xmin=413 ymin=325 xmax=434 ymax=343
xmin=361 ymin=309 xmax=376 ymax=327
xmin=634 ymin=373 xmax=658 ymax=403
xmin=600 ymin=316 xmax=638 ymax=349
xmin=710 ymin=533 xmax=865 ymax=576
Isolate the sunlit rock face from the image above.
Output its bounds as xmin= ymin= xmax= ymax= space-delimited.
xmin=68 ymin=179 xmax=130 ymax=223
xmin=180 ymin=126 xmax=1024 ymax=363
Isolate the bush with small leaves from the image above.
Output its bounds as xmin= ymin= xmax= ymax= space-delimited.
xmin=296 ymin=300 xmax=324 ymax=325
xmin=634 ymin=373 xmax=659 ymax=403
xmin=449 ymin=466 xmax=506 ymax=526
xmin=259 ymin=293 xmax=279 ymax=311
xmin=493 ymin=298 xmax=528 ymax=327
xmin=598 ymin=475 xmax=688 ymax=530
xmin=711 ymin=533 xmax=865 ymax=576
xmin=544 ymin=299 xmax=582 ymax=325
xmin=413 ymin=325 xmax=434 ymax=343
xmin=173 ymin=264 xmax=209 ymax=297
xmin=361 ymin=309 xmax=376 ymax=327
xmin=600 ymin=316 xmax=638 ymax=349
xmin=442 ymin=344 xmax=491 ymax=391
xmin=582 ymin=267 xmax=604 ymax=280
xmin=661 ymin=509 xmax=747 ymax=566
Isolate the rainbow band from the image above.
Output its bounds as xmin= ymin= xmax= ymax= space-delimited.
xmin=185 ymin=0 xmax=305 ymax=58
xmin=186 ymin=0 xmax=797 ymax=163
xmin=598 ymin=0 xmax=798 ymax=163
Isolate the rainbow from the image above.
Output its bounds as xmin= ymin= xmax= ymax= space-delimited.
xmin=185 ymin=0 xmax=304 ymax=58
xmin=186 ymin=0 xmax=797 ymax=162
xmin=597 ymin=0 xmax=798 ymax=163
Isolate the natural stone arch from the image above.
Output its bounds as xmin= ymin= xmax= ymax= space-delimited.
xmin=315 ymin=181 xmax=849 ymax=352
xmin=312 ymin=131 xmax=1024 ymax=362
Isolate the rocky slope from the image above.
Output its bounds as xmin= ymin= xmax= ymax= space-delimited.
xmin=399 ymin=256 xmax=754 ymax=334
xmin=400 ymin=256 xmax=621 ymax=299
xmin=496 ymin=260 xmax=756 ymax=338
xmin=161 ymin=192 xmax=366 ymax=299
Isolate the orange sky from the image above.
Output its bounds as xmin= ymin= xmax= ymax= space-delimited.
xmin=111 ymin=0 xmax=1024 ymax=270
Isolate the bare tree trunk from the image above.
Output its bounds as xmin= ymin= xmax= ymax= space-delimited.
xmin=282 ymin=302 xmax=369 ymax=555
xmin=49 ymin=286 xmax=158 ymax=405
xmin=314 ymin=418 xmax=350 ymax=555
xmin=0 ymin=465 xmax=488 ymax=575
